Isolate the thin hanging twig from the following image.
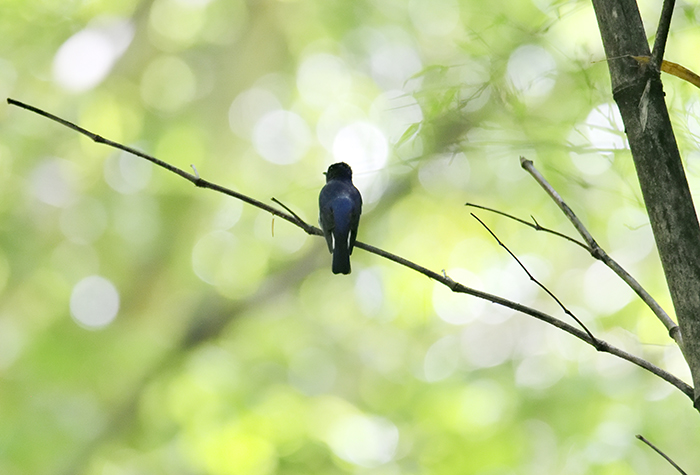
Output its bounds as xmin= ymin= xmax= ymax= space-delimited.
xmin=471 ymin=213 xmax=600 ymax=347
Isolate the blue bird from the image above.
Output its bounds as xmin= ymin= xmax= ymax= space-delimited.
xmin=319 ymin=162 xmax=363 ymax=274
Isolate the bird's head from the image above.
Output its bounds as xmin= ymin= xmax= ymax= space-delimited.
xmin=324 ymin=162 xmax=353 ymax=182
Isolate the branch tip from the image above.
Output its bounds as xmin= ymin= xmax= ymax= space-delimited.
xmin=636 ymin=433 xmax=688 ymax=475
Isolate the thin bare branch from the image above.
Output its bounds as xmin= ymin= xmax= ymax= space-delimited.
xmin=465 ymin=202 xmax=589 ymax=250
xmin=6 ymin=98 xmax=317 ymax=235
xmin=520 ymin=156 xmax=681 ymax=345
xmin=7 ymin=98 xmax=693 ymax=401
xmin=471 ymin=213 xmax=599 ymax=347
xmin=636 ymin=434 xmax=688 ymax=475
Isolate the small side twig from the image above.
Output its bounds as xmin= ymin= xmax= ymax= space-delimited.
xmin=520 ymin=157 xmax=681 ymax=346
xmin=472 ymin=213 xmax=600 ymax=347
xmin=271 ymin=197 xmax=309 ymax=228
xmin=465 ymin=202 xmax=589 ymax=251
xmin=636 ymin=434 xmax=687 ymax=475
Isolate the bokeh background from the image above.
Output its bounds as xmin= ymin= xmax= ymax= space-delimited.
xmin=2 ymin=0 xmax=700 ymax=473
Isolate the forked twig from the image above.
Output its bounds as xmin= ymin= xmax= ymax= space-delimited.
xmin=520 ymin=157 xmax=681 ymax=345
xmin=465 ymin=202 xmax=588 ymax=250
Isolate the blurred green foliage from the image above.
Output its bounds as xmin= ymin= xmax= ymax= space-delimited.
xmin=2 ymin=0 xmax=700 ymax=474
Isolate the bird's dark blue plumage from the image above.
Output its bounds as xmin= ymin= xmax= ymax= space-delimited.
xmin=319 ymin=162 xmax=362 ymax=274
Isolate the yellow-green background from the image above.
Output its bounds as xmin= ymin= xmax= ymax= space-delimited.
xmin=2 ymin=0 xmax=700 ymax=473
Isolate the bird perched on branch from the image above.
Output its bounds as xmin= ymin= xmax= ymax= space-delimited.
xmin=318 ymin=162 xmax=362 ymax=274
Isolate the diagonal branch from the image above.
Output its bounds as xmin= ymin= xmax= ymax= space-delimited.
xmin=7 ymin=97 xmax=693 ymax=401
xmin=520 ymin=157 xmax=681 ymax=346
xmin=6 ymin=98 xmax=318 ymax=235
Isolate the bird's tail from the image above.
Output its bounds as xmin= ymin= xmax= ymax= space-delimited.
xmin=332 ymin=236 xmax=351 ymax=274
xmin=332 ymin=226 xmax=351 ymax=274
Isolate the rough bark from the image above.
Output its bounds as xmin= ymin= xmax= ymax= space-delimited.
xmin=591 ymin=0 xmax=700 ymax=408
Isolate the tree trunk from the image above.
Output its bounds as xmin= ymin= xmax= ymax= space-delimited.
xmin=591 ymin=0 xmax=700 ymax=408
